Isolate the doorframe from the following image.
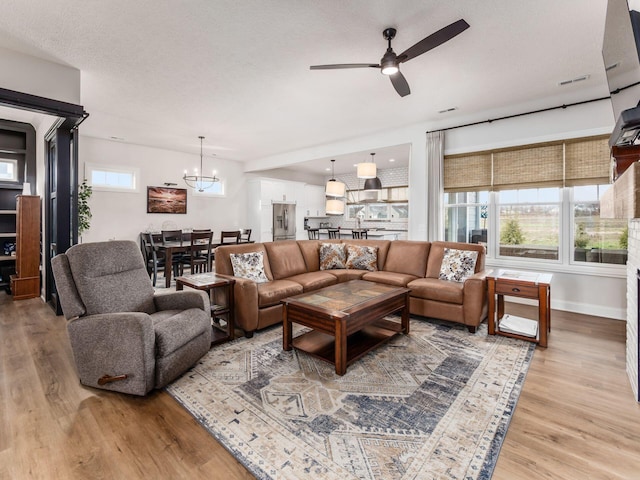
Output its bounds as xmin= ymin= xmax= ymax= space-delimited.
xmin=0 ymin=87 xmax=87 ymax=312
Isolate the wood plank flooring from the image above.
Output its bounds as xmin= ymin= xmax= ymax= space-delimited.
xmin=1 ymin=293 xmax=639 ymax=479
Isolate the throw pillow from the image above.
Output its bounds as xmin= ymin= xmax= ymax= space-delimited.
xmin=319 ymin=243 xmax=347 ymax=270
xmin=345 ymin=244 xmax=378 ymax=271
xmin=439 ymin=248 xmax=478 ymax=282
xmin=230 ymin=252 xmax=269 ymax=283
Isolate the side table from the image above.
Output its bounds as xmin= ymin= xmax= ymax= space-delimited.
xmin=487 ymin=269 xmax=552 ymax=347
xmin=176 ymin=272 xmax=236 ymax=346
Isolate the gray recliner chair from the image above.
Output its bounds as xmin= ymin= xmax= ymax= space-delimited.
xmin=51 ymin=240 xmax=212 ymax=396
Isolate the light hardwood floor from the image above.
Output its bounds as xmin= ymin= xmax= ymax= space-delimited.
xmin=1 ymin=293 xmax=639 ymax=479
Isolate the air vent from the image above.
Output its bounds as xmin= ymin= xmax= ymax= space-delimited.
xmin=438 ymin=107 xmax=458 ymax=114
xmin=558 ymin=74 xmax=590 ymax=86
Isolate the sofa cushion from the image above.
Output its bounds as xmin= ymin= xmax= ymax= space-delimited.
xmin=319 ymin=243 xmax=347 ymax=270
xmin=326 ymin=269 xmax=368 ymax=282
xmin=382 ymin=241 xmax=430 ymax=277
xmin=264 ymin=240 xmax=308 ymax=279
xmin=297 ymin=240 xmax=322 ymax=271
xmin=343 ymin=239 xmax=391 ymax=270
xmin=427 ymin=242 xmax=485 ymax=279
xmin=362 ymin=271 xmax=419 ymax=287
xmin=215 ymin=243 xmax=274 ymax=280
xmin=439 ymin=248 xmax=479 ymax=282
xmin=230 ymin=252 xmax=269 ymax=283
xmin=65 ymin=240 xmax=156 ymax=316
xmin=286 ymin=271 xmax=338 ymax=292
xmin=257 ymin=279 xmax=304 ymax=308
xmin=407 ymin=277 xmax=464 ymax=304
xmin=345 ymin=244 xmax=378 ymax=271
xmin=151 ymin=308 xmax=210 ymax=357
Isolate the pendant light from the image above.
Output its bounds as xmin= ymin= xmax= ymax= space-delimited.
xmin=325 ymin=159 xmax=346 ymax=198
xmin=183 ymin=136 xmax=219 ymax=192
xmin=363 ymin=153 xmax=382 ymax=191
xmin=326 ymin=198 xmax=345 ymax=215
xmin=357 ymin=152 xmax=377 ymax=178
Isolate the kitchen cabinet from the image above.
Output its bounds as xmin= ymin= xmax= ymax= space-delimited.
xmin=304 ymin=184 xmax=327 ymax=217
xmin=366 ymin=203 xmax=389 ymax=220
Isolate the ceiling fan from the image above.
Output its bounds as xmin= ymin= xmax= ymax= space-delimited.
xmin=310 ymin=19 xmax=470 ymax=97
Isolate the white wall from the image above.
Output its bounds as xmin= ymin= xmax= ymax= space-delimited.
xmin=79 ymin=136 xmax=247 ymax=243
xmin=0 ymin=47 xmax=81 ymax=104
xmin=245 ymin=99 xmax=626 ymax=320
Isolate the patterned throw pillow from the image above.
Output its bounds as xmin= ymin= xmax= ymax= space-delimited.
xmin=230 ymin=252 xmax=269 ymax=283
xmin=439 ymin=248 xmax=478 ymax=282
xmin=345 ymin=244 xmax=378 ymax=271
xmin=319 ymin=243 xmax=347 ymax=270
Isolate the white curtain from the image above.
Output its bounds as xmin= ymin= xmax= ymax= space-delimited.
xmin=426 ymin=131 xmax=444 ymax=241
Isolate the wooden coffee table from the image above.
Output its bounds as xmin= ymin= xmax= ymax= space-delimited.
xmin=282 ymin=280 xmax=410 ymax=375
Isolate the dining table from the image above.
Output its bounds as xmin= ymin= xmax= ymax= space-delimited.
xmin=148 ymin=233 xmax=253 ymax=288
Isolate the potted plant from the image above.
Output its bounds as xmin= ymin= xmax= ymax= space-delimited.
xmin=78 ymin=179 xmax=92 ymax=241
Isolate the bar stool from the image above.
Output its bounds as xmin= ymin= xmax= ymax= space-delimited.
xmin=307 ymin=228 xmax=320 ymax=240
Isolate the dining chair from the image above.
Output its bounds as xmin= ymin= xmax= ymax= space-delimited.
xmin=141 ymin=233 xmax=166 ymax=286
xmin=182 ymin=230 xmax=214 ymax=273
xmin=220 ymin=230 xmax=241 ymax=244
xmin=327 ymin=228 xmax=340 ymax=239
xmin=307 ymin=228 xmax=319 ymax=240
xmin=240 ymin=228 xmax=252 ymax=242
xmin=352 ymin=229 xmax=368 ymax=239
xmin=161 ymin=229 xmax=184 ymax=277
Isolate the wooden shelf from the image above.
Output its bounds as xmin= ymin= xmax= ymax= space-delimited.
xmin=0 ymin=233 xmax=16 ymax=238
xmin=0 ymin=210 xmax=17 ymax=214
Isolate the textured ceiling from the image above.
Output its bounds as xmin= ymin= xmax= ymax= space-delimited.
xmin=0 ymin=0 xmax=611 ymax=174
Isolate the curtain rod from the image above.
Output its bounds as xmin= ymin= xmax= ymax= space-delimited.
xmin=426 ymin=95 xmax=611 ymax=134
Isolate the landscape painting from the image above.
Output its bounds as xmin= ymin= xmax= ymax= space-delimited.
xmin=147 ymin=186 xmax=187 ymax=214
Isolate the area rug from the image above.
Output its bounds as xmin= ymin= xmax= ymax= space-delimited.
xmin=166 ymin=319 xmax=535 ymax=480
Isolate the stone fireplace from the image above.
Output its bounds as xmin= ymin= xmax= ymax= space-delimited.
xmin=627 ymin=219 xmax=640 ymax=401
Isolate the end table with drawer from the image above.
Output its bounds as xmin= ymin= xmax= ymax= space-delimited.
xmin=175 ymin=273 xmax=236 ymax=346
xmin=487 ymin=269 xmax=552 ymax=347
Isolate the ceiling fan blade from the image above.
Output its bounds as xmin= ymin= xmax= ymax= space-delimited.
xmin=390 ymin=72 xmax=410 ymax=97
xmin=397 ymin=19 xmax=470 ymax=63
xmin=310 ymin=63 xmax=380 ymax=70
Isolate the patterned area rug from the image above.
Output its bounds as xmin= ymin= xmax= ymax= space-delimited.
xmin=166 ymin=318 xmax=535 ymax=480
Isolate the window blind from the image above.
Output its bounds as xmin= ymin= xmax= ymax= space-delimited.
xmin=444 ymin=135 xmax=610 ymax=192
xmin=443 ymin=153 xmax=491 ymax=192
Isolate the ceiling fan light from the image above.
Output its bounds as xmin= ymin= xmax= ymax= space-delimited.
xmin=381 ymin=63 xmax=398 ymax=75
xmin=325 ymin=179 xmax=346 ymax=197
xmin=326 ymin=198 xmax=345 ymax=215
xmin=357 ymin=162 xmax=376 ymax=178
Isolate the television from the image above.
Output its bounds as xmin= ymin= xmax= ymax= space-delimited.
xmin=603 ymin=0 xmax=640 ymax=146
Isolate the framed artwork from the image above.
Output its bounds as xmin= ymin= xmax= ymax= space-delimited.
xmin=147 ymin=186 xmax=187 ymax=214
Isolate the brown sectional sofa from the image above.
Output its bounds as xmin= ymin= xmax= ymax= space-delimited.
xmin=214 ymin=239 xmax=488 ymax=337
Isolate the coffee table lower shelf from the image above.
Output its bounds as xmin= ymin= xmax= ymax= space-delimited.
xmin=292 ymin=319 xmax=402 ymax=370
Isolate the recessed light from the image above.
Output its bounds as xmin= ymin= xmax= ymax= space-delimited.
xmin=389 ymin=158 xmax=396 ymax=162
xmin=325 ymin=167 xmax=331 ymax=171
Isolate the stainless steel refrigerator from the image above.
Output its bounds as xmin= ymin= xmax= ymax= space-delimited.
xmin=272 ymin=202 xmax=296 ymax=241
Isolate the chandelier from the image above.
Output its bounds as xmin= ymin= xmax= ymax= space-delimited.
xmin=183 ymin=136 xmax=219 ymax=192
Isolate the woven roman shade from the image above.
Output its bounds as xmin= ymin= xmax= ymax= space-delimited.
xmin=443 ymin=134 xmax=612 ymax=192
xmin=564 ymin=135 xmax=610 ymax=186
xmin=493 ymin=143 xmax=564 ymax=190
xmin=443 ymin=153 xmax=492 ymax=192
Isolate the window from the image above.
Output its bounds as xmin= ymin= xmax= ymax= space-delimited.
xmin=572 ymin=185 xmax=628 ymax=265
xmin=86 ymin=163 xmax=139 ymax=192
xmin=0 ymin=158 xmax=18 ymax=182
xmin=444 ymin=191 xmax=489 ymax=244
xmin=498 ymin=188 xmax=560 ymax=261
xmin=443 ymin=135 xmax=625 ymax=268
xmin=192 ymin=180 xmax=225 ymax=197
